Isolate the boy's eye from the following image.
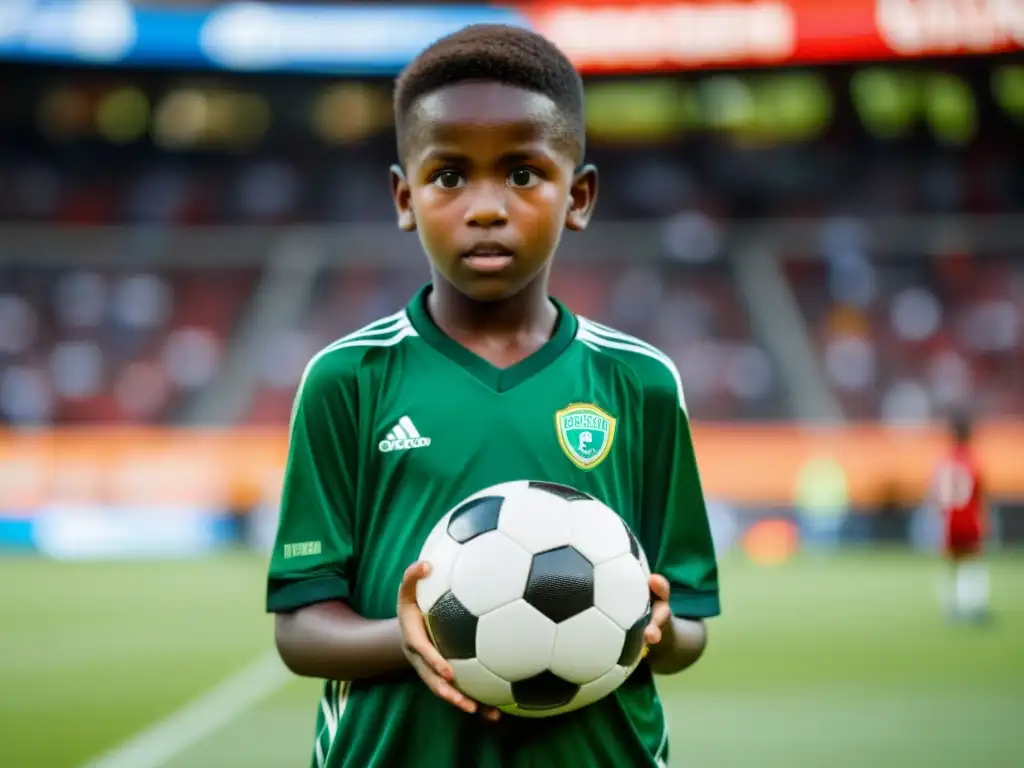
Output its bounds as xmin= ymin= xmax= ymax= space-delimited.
xmin=508 ymin=168 xmax=540 ymax=189
xmin=433 ymin=170 xmax=465 ymax=189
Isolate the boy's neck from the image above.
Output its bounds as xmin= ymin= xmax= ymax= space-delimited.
xmin=427 ymin=276 xmax=558 ymax=342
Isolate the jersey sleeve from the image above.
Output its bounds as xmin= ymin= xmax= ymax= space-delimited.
xmin=639 ymin=364 xmax=720 ymax=619
xmin=266 ymin=351 xmax=360 ymax=613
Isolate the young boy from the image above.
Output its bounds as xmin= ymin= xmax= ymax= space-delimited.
xmin=934 ymin=412 xmax=989 ymax=622
xmin=267 ymin=24 xmax=720 ymax=768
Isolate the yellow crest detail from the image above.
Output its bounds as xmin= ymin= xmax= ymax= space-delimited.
xmin=555 ymin=403 xmax=617 ymax=471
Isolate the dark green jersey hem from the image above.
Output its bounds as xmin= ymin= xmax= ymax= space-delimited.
xmin=266 ymin=575 xmax=350 ymax=613
xmin=669 ymin=589 xmax=720 ymax=619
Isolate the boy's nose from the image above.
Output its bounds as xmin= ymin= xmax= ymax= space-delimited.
xmin=464 ymin=185 xmax=509 ymax=228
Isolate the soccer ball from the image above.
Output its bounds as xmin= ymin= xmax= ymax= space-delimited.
xmin=416 ymin=480 xmax=651 ymax=718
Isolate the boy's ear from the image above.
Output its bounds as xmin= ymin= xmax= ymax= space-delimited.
xmin=390 ymin=164 xmax=416 ymax=232
xmin=566 ymin=163 xmax=598 ymax=233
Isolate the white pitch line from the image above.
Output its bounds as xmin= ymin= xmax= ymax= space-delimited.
xmin=80 ymin=651 xmax=291 ymax=768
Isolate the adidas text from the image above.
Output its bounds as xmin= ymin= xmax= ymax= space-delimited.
xmin=379 ymin=416 xmax=430 ymax=452
xmin=378 ymin=436 xmax=431 ymax=452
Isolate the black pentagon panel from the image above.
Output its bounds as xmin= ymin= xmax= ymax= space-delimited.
xmin=523 ymin=546 xmax=594 ymax=623
xmin=618 ymin=608 xmax=650 ymax=668
xmin=512 ymin=671 xmax=580 ymax=710
xmin=528 ymin=481 xmax=593 ymax=502
xmin=447 ymin=496 xmax=503 ymax=543
xmin=425 ymin=591 xmax=477 ymax=660
xmin=621 ymin=518 xmax=641 ymax=559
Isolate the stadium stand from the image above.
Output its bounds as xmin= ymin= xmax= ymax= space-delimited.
xmin=1 ymin=135 xmax=1020 ymax=426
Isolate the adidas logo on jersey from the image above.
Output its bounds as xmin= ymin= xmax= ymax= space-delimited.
xmin=378 ymin=416 xmax=431 ymax=453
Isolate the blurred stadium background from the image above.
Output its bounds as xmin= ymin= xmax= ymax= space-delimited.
xmin=1 ymin=1 xmax=1023 ymax=766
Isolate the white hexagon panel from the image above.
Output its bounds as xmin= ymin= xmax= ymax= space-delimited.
xmin=564 ymin=500 xmax=632 ymax=565
xmin=549 ymin=607 xmax=624 ymax=685
xmin=594 ymin=552 xmax=650 ymax=629
xmin=573 ymin=664 xmax=630 ymax=710
xmin=450 ymin=531 xmax=532 ymax=616
xmin=449 ymin=658 xmax=514 ymax=708
xmin=476 ymin=599 xmax=557 ymax=682
xmin=496 ymin=487 xmax=573 ymax=554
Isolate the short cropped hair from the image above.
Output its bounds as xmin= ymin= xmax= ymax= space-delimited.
xmin=393 ymin=24 xmax=585 ymax=162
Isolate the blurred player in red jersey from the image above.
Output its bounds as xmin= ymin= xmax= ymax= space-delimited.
xmin=933 ymin=413 xmax=990 ymax=623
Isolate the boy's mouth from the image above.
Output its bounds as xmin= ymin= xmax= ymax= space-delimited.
xmin=461 ymin=242 xmax=515 ymax=273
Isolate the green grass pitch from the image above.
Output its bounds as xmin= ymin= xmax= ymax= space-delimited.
xmin=1 ymin=550 xmax=1021 ymax=767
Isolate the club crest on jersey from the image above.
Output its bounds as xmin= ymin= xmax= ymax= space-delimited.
xmin=555 ymin=403 xmax=616 ymax=470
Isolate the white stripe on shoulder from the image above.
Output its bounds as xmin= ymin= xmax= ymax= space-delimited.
xmin=577 ymin=326 xmax=688 ymax=413
xmin=334 ymin=311 xmax=410 ymax=343
xmin=326 ymin=325 xmax=417 ymax=354
xmin=579 ymin=318 xmax=671 ymax=361
xmin=289 ymin=316 xmax=416 ymax=431
xmin=298 ymin=320 xmax=414 ymax=385
xmin=578 ymin=318 xmax=680 ymax=376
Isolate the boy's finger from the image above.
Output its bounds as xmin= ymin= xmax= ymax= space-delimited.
xmin=643 ymin=624 xmax=662 ymax=645
xmin=435 ymin=680 xmax=478 ymax=714
xmin=648 ymin=574 xmax=670 ymax=601
xmin=418 ymin=663 xmax=477 ymax=713
xmin=413 ymin=630 xmax=454 ymax=679
xmin=396 ymin=604 xmax=430 ymax=648
xmin=644 ymin=601 xmax=672 ymax=644
xmin=412 ymin=657 xmax=477 ymax=713
xmin=397 ymin=561 xmax=431 ymax=605
xmin=482 ymin=707 xmax=501 ymax=722
xmin=406 ymin=637 xmax=454 ymax=681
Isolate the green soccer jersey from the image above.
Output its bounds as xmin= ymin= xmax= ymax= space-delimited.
xmin=267 ymin=285 xmax=720 ymax=768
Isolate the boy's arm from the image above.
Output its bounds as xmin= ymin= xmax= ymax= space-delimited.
xmin=267 ymin=353 xmax=407 ymax=682
xmin=268 ymin=354 xmax=498 ymax=717
xmin=644 ymin=579 xmax=708 ymax=675
xmin=274 ymin=603 xmax=406 ymax=681
xmin=637 ymin=363 xmax=720 ymax=675
xmin=276 ymin=573 xmax=489 ymax=715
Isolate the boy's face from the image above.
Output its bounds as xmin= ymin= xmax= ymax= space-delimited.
xmin=391 ymin=82 xmax=597 ymax=302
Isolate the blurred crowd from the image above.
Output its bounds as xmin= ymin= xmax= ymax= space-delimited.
xmin=786 ymin=243 xmax=1023 ymax=421
xmin=0 ymin=264 xmax=257 ymax=424
xmin=0 ymin=137 xmax=1021 ymax=427
xmin=0 ymin=258 xmax=779 ymax=426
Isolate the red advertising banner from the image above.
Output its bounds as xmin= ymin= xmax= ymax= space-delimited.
xmin=518 ymin=0 xmax=1024 ymax=72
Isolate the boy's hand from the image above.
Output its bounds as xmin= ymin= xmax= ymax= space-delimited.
xmin=642 ymin=574 xmax=710 ymax=674
xmin=643 ymin=574 xmax=673 ymax=647
xmin=397 ymin=561 xmax=500 ymax=721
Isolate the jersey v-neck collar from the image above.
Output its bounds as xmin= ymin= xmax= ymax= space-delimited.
xmin=405 ymin=284 xmax=578 ymax=393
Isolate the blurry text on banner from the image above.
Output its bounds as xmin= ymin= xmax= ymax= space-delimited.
xmin=0 ymin=1 xmax=1021 ymax=72
xmin=521 ymin=0 xmax=1024 ymax=73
